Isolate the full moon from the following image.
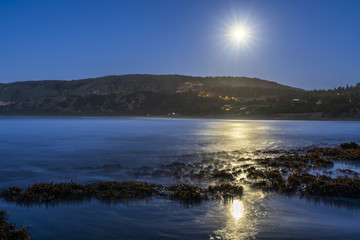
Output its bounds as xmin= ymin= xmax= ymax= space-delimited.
xmin=222 ymin=18 xmax=255 ymax=50
xmin=234 ymin=28 xmax=247 ymax=41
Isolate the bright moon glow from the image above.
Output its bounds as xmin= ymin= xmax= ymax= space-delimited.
xmin=223 ymin=22 xmax=254 ymax=52
xmin=220 ymin=13 xmax=257 ymax=54
xmin=231 ymin=200 xmax=243 ymax=220
xmin=234 ymin=29 xmax=247 ymax=40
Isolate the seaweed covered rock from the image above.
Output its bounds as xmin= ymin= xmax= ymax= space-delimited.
xmin=1 ymin=182 xmax=156 ymax=202
xmin=282 ymin=171 xmax=317 ymax=193
xmin=308 ymin=146 xmax=360 ymax=161
xmin=207 ymin=183 xmax=243 ymax=198
xmin=169 ymin=184 xmax=204 ymax=200
xmin=2 ymin=182 xmax=87 ymax=202
xmin=302 ymin=176 xmax=360 ymax=198
xmin=339 ymin=142 xmax=360 ymax=150
xmin=266 ymin=155 xmax=308 ymax=169
xmin=1 ymin=181 xmax=245 ymax=204
xmin=0 ymin=210 xmax=31 ymax=240
xmin=247 ymin=168 xmax=286 ymax=192
xmin=1 ymin=187 xmax=22 ymax=201
xmin=262 ymin=154 xmax=333 ymax=169
xmin=90 ymin=182 xmax=155 ymax=199
xmin=211 ymin=170 xmax=235 ymax=180
xmin=306 ymin=154 xmax=334 ymax=168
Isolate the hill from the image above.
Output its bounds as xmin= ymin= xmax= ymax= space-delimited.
xmin=0 ymin=74 xmax=359 ymax=119
xmin=0 ymin=74 xmax=299 ymax=100
xmin=0 ymin=74 xmax=304 ymax=116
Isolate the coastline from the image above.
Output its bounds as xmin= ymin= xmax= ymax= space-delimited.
xmin=1 ymin=113 xmax=360 ymax=121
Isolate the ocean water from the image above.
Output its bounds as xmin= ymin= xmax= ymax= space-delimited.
xmin=0 ymin=117 xmax=359 ymax=239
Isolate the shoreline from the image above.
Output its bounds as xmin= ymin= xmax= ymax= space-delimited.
xmin=0 ymin=113 xmax=360 ymax=121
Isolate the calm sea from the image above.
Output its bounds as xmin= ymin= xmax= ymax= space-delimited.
xmin=0 ymin=117 xmax=359 ymax=239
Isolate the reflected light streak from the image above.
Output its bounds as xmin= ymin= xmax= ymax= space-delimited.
xmin=196 ymin=121 xmax=266 ymax=153
xmin=231 ymin=200 xmax=243 ymax=220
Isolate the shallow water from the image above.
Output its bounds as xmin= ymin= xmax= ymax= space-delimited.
xmin=0 ymin=117 xmax=360 ymax=239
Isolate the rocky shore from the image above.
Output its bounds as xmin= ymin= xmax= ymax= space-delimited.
xmin=1 ymin=142 xmax=359 ymax=239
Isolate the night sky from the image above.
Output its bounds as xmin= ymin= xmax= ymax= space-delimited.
xmin=1 ymin=0 xmax=359 ymax=89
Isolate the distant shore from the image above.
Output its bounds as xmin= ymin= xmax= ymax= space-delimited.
xmin=1 ymin=112 xmax=360 ymax=121
xmin=165 ymin=113 xmax=360 ymax=121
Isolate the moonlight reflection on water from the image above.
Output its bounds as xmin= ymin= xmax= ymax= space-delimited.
xmin=231 ymin=200 xmax=243 ymax=220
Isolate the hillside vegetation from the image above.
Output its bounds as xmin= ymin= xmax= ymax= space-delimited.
xmin=0 ymin=74 xmax=359 ymax=118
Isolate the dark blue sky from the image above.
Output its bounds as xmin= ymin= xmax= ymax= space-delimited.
xmin=1 ymin=0 xmax=359 ymax=89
